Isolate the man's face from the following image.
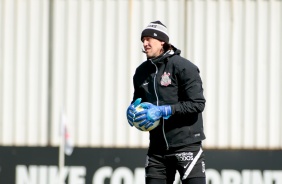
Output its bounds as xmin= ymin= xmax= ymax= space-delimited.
xmin=142 ymin=37 xmax=164 ymax=59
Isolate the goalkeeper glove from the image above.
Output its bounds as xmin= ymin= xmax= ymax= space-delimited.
xmin=134 ymin=102 xmax=172 ymax=128
xmin=126 ymin=98 xmax=142 ymax=126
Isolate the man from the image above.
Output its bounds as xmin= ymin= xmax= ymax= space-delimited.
xmin=126 ymin=21 xmax=206 ymax=184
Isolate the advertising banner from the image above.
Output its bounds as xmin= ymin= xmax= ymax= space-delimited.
xmin=0 ymin=147 xmax=281 ymax=184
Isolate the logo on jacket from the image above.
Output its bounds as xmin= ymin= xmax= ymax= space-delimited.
xmin=160 ymin=72 xmax=171 ymax=86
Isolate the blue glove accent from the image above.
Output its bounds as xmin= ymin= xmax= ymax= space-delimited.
xmin=135 ymin=103 xmax=161 ymax=122
xmin=138 ymin=119 xmax=155 ymax=129
xmin=134 ymin=103 xmax=161 ymax=129
xmin=157 ymin=105 xmax=172 ymax=119
xmin=135 ymin=102 xmax=172 ymax=125
xmin=126 ymin=98 xmax=142 ymax=126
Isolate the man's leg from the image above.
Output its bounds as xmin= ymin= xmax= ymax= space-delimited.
xmin=145 ymin=153 xmax=176 ymax=184
xmin=145 ymin=175 xmax=176 ymax=184
xmin=182 ymin=177 xmax=206 ymax=184
xmin=146 ymin=178 xmax=166 ymax=184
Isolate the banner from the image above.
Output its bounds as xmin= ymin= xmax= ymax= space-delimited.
xmin=0 ymin=147 xmax=281 ymax=184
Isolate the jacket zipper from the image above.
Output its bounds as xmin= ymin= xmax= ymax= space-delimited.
xmin=150 ymin=59 xmax=169 ymax=150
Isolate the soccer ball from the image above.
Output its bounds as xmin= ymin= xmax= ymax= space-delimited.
xmin=133 ymin=105 xmax=160 ymax=131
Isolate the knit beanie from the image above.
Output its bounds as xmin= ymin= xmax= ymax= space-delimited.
xmin=141 ymin=21 xmax=169 ymax=43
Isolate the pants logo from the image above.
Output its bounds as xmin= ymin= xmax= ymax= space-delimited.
xmin=175 ymin=152 xmax=193 ymax=162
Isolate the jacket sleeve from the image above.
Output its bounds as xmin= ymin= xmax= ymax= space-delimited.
xmin=131 ymin=68 xmax=144 ymax=104
xmin=171 ymin=62 xmax=206 ymax=115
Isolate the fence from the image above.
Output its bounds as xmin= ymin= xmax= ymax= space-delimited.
xmin=0 ymin=0 xmax=281 ymax=148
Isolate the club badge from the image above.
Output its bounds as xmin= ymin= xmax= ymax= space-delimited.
xmin=160 ymin=72 xmax=171 ymax=86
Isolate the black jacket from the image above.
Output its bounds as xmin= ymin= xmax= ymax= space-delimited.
xmin=132 ymin=46 xmax=206 ymax=150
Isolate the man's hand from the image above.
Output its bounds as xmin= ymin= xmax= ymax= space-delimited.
xmin=126 ymin=98 xmax=142 ymax=126
xmin=134 ymin=102 xmax=172 ymax=128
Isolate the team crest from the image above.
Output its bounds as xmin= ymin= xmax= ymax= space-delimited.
xmin=161 ymin=72 xmax=171 ymax=86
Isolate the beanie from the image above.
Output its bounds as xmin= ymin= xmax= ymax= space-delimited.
xmin=141 ymin=21 xmax=169 ymax=43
